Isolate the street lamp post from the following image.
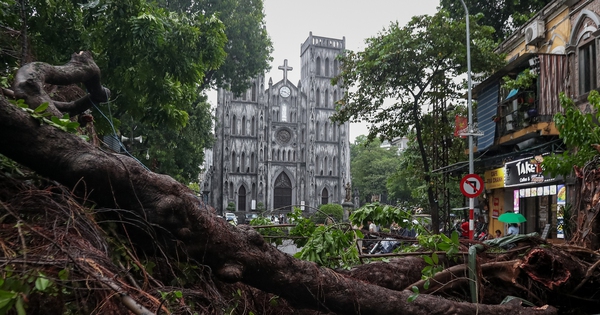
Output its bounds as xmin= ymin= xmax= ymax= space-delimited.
xmin=459 ymin=0 xmax=480 ymax=305
xmin=459 ymin=0 xmax=475 ymax=241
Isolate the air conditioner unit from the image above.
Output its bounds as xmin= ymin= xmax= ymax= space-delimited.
xmin=525 ymin=19 xmax=545 ymax=45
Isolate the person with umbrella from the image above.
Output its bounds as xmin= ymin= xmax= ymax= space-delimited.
xmin=498 ymin=212 xmax=526 ymax=236
xmin=506 ymin=223 xmax=520 ymax=236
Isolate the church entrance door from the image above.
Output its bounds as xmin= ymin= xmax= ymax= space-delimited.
xmin=273 ymin=172 xmax=292 ymax=211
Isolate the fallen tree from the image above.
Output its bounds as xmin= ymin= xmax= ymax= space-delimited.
xmin=3 ymin=52 xmax=598 ymax=314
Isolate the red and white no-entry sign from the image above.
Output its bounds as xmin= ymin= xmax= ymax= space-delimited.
xmin=460 ymin=174 xmax=484 ymax=198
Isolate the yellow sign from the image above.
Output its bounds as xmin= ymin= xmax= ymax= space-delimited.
xmin=484 ymin=168 xmax=505 ymax=189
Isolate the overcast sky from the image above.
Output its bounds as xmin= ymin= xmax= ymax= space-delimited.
xmin=209 ymin=0 xmax=441 ymax=142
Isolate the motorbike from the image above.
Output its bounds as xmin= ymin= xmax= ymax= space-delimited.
xmin=474 ymin=222 xmax=489 ymax=241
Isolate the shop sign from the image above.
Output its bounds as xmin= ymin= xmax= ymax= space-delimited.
xmin=484 ymin=168 xmax=505 ymax=189
xmin=492 ymin=209 xmax=499 ymax=218
xmin=504 ymin=155 xmax=556 ymax=187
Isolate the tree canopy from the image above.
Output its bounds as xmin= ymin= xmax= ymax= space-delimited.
xmin=0 ymin=0 xmax=273 ymax=183
xmin=155 ymin=0 xmax=274 ymax=95
xmin=350 ymin=135 xmax=402 ymax=206
xmin=543 ymin=91 xmax=600 ymax=177
xmin=332 ymin=10 xmax=504 ymax=232
xmin=439 ymin=0 xmax=553 ymax=42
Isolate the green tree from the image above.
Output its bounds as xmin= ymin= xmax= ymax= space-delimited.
xmin=0 ymin=0 xmax=272 ymax=183
xmin=135 ymin=95 xmax=215 ymax=183
xmin=155 ymin=0 xmax=274 ymax=95
xmin=543 ymin=91 xmax=600 ymax=177
xmin=332 ymin=11 xmax=504 ymax=232
xmin=350 ymin=136 xmax=401 ymax=206
xmin=387 ymin=130 xmax=466 ymax=228
xmin=386 ymin=136 xmax=425 ymax=207
xmin=313 ymin=203 xmax=344 ymax=224
xmin=439 ymin=0 xmax=552 ymax=42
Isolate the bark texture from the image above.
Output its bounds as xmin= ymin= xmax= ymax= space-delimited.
xmin=571 ymin=159 xmax=600 ymax=249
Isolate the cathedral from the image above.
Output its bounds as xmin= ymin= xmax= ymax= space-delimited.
xmin=207 ymin=33 xmax=351 ymax=216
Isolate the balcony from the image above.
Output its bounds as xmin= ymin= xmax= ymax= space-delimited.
xmin=474 ymin=53 xmax=566 ymax=152
xmin=494 ymin=90 xmax=551 ymax=136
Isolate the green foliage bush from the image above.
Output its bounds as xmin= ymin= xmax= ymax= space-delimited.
xmin=226 ymin=202 xmax=235 ymax=212
xmin=312 ymin=204 xmax=343 ymax=224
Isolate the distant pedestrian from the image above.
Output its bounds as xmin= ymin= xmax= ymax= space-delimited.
xmin=495 ymin=230 xmax=502 ymax=238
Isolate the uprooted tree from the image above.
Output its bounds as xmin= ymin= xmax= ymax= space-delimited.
xmin=1 ymin=53 xmax=600 ymax=314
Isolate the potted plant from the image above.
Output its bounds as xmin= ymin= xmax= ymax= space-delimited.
xmin=502 ymin=68 xmax=538 ymax=92
xmin=526 ymin=92 xmax=536 ymax=104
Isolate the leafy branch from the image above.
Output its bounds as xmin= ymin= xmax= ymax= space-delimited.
xmin=11 ymin=100 xmax=84 ymax=137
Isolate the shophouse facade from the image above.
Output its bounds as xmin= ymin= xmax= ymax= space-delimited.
xmin=473 ymin=0 xmax=599 ymax=239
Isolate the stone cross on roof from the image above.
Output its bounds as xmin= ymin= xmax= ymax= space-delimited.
xmin=278 ymin=59 xmax=293 ymax=84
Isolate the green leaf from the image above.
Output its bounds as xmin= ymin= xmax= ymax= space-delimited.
xmin=451 ymin=230 xmax=459 ymax=244
xmin=0 ymin=290 xmax=17 ymax=309
xmin=422 ymin=255 xmax=433 ymax=265
xmin=34 ymin=103 xmax=49 ymax=113
xmin=424 ymin=279 xmax=430 ymax=290
xmin=174 ymin=290 xmax=183 ymax=298
xmin=58 ymin=269 xmax=69 ymax=281
xmin=15 ymin=295 xmax=25 ymax=315
xmin=411 ymin=285 xmax=419 ymax=293
xmin=431 ymin=252 xmax=439 ymax=265
xmin=51 ymin=116 xmax=61 ymax=124
xmin=407 ymin=294 xmax=418 ymax=302
xmin=65 ymin=121 xmax=80 ymax=130
xmin=35 ymin=275 xmax=51 ymax=292
xmin=437 ymin=243 xmax=450 ymax=251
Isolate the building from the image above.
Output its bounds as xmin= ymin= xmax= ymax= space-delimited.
xmin=471 ymin=0 xmax=599 ymax=239
xmin=206 ymin=33 xmax=352 ymax=215
xmin=380 ymin=137 xmax=410 ymax=154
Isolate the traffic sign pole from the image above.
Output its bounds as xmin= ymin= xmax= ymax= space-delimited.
xmin=459 ymin=174 xmax=483 ymax=240
xmin=469 ymin=205 xmax=474 ymax=240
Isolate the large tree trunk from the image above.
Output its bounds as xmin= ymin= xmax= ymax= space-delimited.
xmin=0 ymin=53 xmax=559 ymax=315
xmin=571 ymin=159 xmax=600 ymax=249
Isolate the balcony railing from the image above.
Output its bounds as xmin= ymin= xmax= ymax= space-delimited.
xmin=492 ymin=90 xmax=552 ymax=137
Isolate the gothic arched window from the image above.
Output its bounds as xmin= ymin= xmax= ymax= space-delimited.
xmin=316 ymin=57 xmax=321 ymax=76
xmin=333 ymin=156 xmax=337 ymax=176
xmin=281 ymin=104 xmax=288 ymax=122
xmin=232 ymin=151 xmax=237 ymax=172
xmin=316 ymin=88 xmax=321 ymax=106
xmin=232 ymin=115 xmax=237 ymax=135
xmin=241 ymin=152 xmax=246 ymax=172
xmin=321 ymin=187 xmax=329 ymax=205
xmin=238 ymin=185 xmax=246 ymax=211
xmin=334 ymin=59 xmax=339 ymax=76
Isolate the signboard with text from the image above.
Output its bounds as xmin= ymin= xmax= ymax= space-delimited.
xmin=484 ymin=168 xmax=505 ymax=189
xmin=504 ymin=155 xmax=558 ymax=187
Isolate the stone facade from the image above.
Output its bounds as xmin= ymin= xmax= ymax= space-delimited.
xmin=207 ymin=33 xmax=351 ymax=215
